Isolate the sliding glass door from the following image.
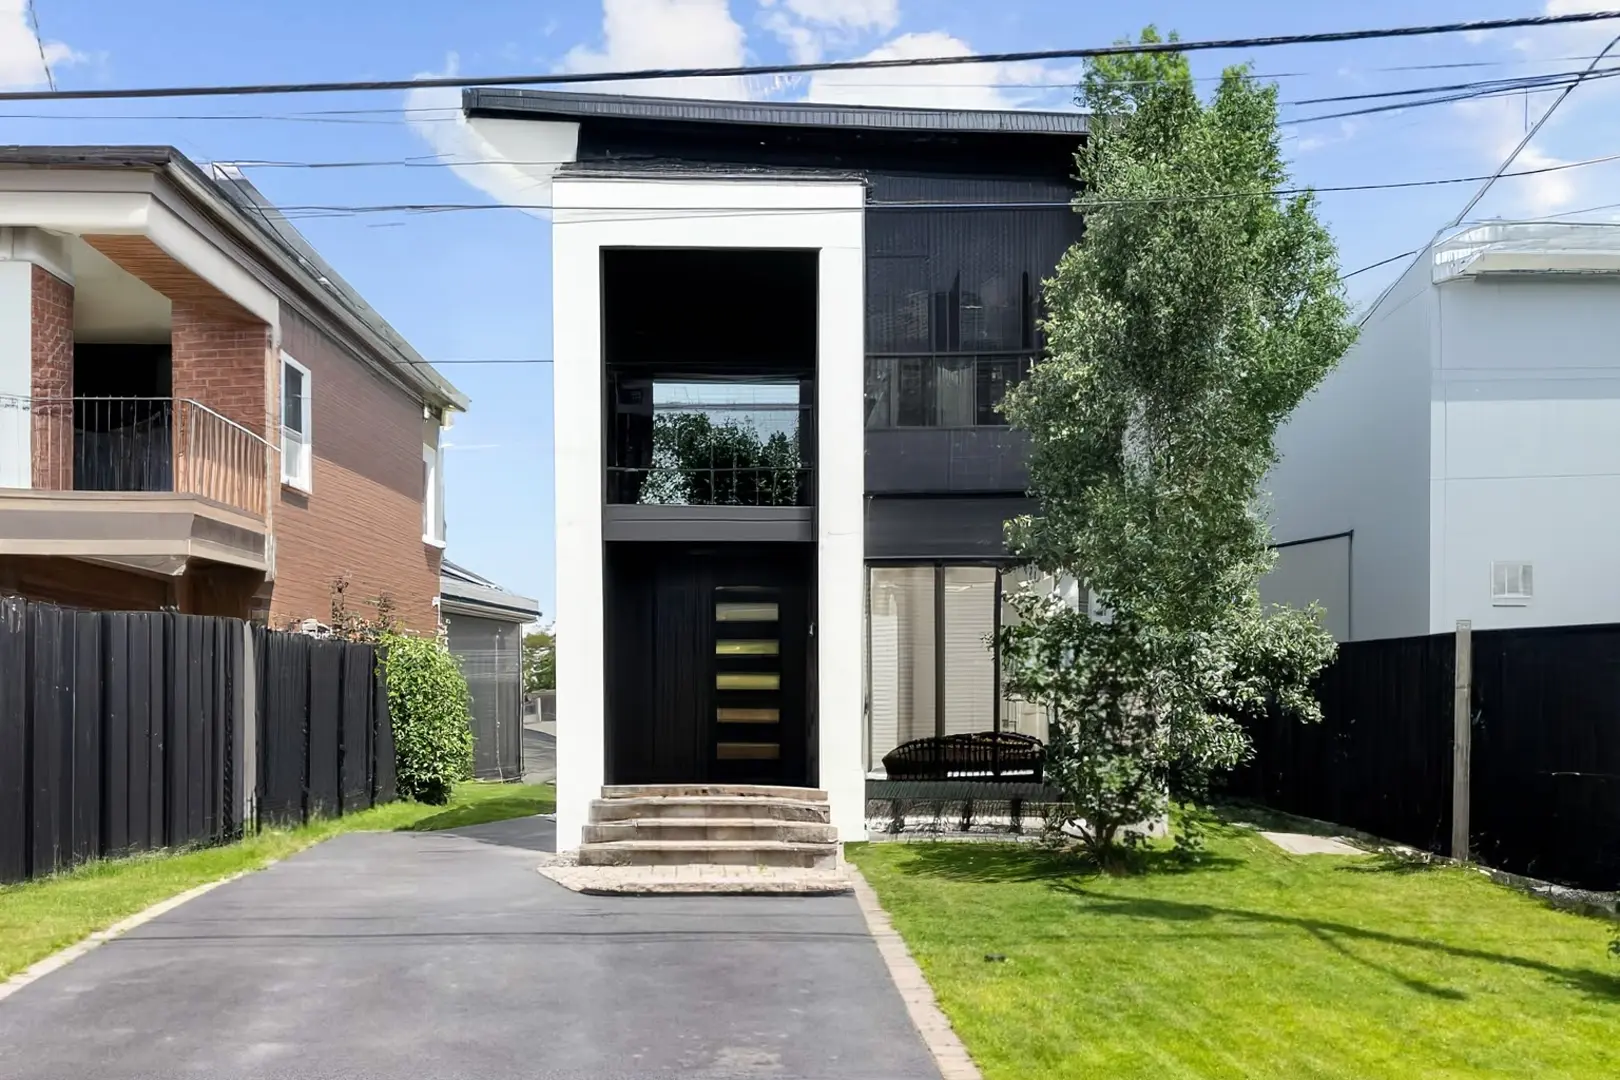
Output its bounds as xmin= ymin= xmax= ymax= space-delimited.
xmin=864 ymin=564 xmax=1082 ymax=771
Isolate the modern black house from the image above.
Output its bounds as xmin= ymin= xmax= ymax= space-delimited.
xmin=460 ymin=88 xmax=1086 ymax=846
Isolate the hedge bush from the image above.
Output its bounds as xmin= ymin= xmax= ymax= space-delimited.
xmin=381 ymin=633 xmax=474 ymax=805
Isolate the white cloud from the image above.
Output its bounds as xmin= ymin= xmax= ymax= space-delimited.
xmin=562 ymin=0 xmax=753 ymax=99
xmin=758 ymin=0 xmax=899 ymax=65
xmin=404 ymin=56 xmax=567 ymax=219
xmin=406 ymin=1 xmax=1081 ymax=214
xmin=772 ymin=0 xmax=899 ymax=30
xmin=1295 ymin=119 xmax=1363 ymax=154
xmin=1444 ymin=0 xmax=1620 ymax=218
xmin=805 ymin=30 xmax=1076 ymax=110
xmin=0 ymin=0 xmax=79 ymax=87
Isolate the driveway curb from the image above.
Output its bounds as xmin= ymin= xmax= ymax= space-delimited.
xmin=848 ymin=866 xmax=983 ymax=1080
xmin=0 ymin=872 xmax=248 ymax=1005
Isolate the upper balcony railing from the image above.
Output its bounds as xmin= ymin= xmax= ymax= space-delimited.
xmin=0 ymin=395 xmax=274 ymax=519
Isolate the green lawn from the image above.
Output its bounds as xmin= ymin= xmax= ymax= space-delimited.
xmin=849 ymin=816 xmax=1620 ymax=1080
xmin=0 ymin=781 xmax=553 ymax=980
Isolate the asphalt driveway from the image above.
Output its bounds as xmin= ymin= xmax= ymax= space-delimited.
xmin=0 ymin=816 xmax=940 ymax=1080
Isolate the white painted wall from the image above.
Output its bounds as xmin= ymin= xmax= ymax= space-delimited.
xmin=1431 ymin=276 xmax=1620 ymax=631
xmin=1260 ymin=534 xmax=1351 ymax=641
xmin=549 ymin=175 xmax=868 ymax=848
xmin=1267 ymin=254 xmax=1435 ymax=640
xmin=0 ymin=260 xmax=32 ymax=488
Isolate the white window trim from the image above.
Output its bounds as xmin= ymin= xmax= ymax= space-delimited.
xmin=280 ymin=352 xmax=313 ymax=493
xmin=423 ymin=441 xmax=446 ymax=547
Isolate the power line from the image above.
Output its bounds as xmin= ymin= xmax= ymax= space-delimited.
xmin=0 ymin=11 xmax=1615 ymax=103
xmin=1340 ymin=250 xmax=1418 ymax=280
xmin=25 ymin=0 xmax=54 ymax=93
xmin=230 ymin=149 xmax=1620 ymax=223
xmin=4 ymin=61 xmax=1617 ymax=130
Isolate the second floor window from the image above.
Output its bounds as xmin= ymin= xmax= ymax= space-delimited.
xmin=280 ymin=354 xmax=313 ymax=492
xmin=864 ymin=354 xmax=1032 ymax=429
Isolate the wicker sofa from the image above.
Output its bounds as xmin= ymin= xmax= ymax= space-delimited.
xmin=880 ymin=731 xmax=1045 ymax=782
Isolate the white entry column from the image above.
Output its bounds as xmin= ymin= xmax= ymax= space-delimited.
xmin=549 ymin=175 xmax=868 ymax=849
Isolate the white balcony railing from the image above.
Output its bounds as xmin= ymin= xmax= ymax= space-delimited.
xmin=0 ymin=395 xmax=275 ymax=519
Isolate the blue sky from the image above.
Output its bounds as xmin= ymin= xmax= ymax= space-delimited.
xmin=7 ymin=0 xmax=1619 ymax=625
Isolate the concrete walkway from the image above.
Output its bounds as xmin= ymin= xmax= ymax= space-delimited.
xmin=0 ymin=816 xmax=940 ymax=1080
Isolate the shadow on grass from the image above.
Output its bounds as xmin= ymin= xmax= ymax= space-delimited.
xmin=1063 ymin=889 xmax=1620 ymax=1003
xmin=1337 ymin=849 xmax=1445 ymax=876
xmin=880 ymin=840 xmax=1242 ymax=886
xmin=402 ymin=796 xmax=555 ymax=833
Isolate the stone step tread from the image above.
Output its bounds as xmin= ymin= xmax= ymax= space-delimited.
xmin=579 ymin=839 xmax=837 ymax=852
xmin=591 ymin=818 xmax=833 ymax=830
xmin=591 ymin=795 xmax=832 ymax=813
xmin=601 ymin=784 xmax=829 ymax=801
xmin=540 ymin=864 xmax=852 ymax=896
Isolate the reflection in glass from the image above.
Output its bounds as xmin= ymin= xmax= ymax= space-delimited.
xmin=717 ymin=639 xmax=779 ymax=656
xmin=716 ymin=742 xmax=781 ymax=760
xmin=716 ymin=602 xmax=779 ymax=622
xmin=717 ymin=672 xmax=780 ymax=690
xmin=718 ymin=708 xmax=780 ymax=723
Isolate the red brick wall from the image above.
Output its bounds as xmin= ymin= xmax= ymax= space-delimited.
xmin=170 ymin=301 xmax=271 ymax=437
xmin=29 ymin=266 xmax=73 ymax=489
xmin=269 ymin=309 xmax=440 ymax=633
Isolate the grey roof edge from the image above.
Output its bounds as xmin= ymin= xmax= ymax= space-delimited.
xmin=440 ymin=560 xmax=541 ymax=623
xmin=204 ymin=165 xmax=468 ymax=413
xmin=463 ymin=87 xmax=1088 ymax=137
xmin=0 ymin=146 xmax=467 ymax=414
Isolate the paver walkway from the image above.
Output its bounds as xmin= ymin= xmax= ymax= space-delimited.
xmin=0 ymin=816 xmax=940 ymax=1079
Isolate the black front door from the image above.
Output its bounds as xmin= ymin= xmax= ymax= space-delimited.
xmin=605 ymin=545 xmax=813 ymax=787
xmin=711 ymin=580 xmax=809 ymax=785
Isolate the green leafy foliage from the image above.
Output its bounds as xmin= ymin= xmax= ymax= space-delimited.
xmin=522 ymin=628 xmax=555 ymax=695
xmin=381 ymin=633 xmax=475 ymax=805
xmin=639 ymin=412 xmax=803 ymax=506
xmin=997 ymin=27 xmax=1354 ymax=866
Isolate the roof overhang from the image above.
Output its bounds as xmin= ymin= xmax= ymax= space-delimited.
xmin=0 ymin=148 xmax=467 ymax=414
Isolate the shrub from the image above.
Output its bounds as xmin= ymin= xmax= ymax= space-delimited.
xmin=381 ymin=632 xmax=474 ymax=805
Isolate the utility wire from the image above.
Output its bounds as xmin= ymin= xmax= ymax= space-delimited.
xmin=0 ymin=11 xmax=1615 ymax=103
xmin=25 ymin=0 xmax=54 ymax=93
xmin=232 ymin=149 xmax=1620 ymax=222
xmin=1448 ymin=33 xmax=1620 ymax=228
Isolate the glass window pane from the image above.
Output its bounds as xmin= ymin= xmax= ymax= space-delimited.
xmin=716 ymin=640 xmax=779 ymax=656
xmin=865 ymin=566 xmax=936 ymax=766
xmin=996 ymin=566 xmax=1084 ymax=744
xmin=715 ymin=602 xmax=779 ymax=622
xmin=894 ymin=358 xmax=931 ymax=427
xmin=718 ymin=708 xmax=780 ymax=723
xmin=935 ymin=357 xmax=975 ymax=428
xmin=716 ymin=742 xmax=780 ymax=760
xmin=864 ymin=357 xmax=894 ymax=429
xmin=717 ymin=672 xmax=780 ymax=691
xmin=942 ymin=567 xmax=997 ymax=735
xmin=281 ymin=364 xmax=304 ymax=433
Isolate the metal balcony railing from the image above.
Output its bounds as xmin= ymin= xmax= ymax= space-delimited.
xmin=0 ymin=395 xmax=275 ymax=518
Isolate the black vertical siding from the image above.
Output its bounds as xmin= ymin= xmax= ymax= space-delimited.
xmin=1237 ymin=622 xmax=1620 ymax=891
xmin=0 ymin=598 xmax=397 ymax=884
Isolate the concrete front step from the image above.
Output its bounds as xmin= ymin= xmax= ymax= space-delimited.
xmin=539 ymin=863 xmax=853 ymax=896
xmin=582 ymin=819 xmax=838 ymax=844
xmin=590 ymin=795 xmax=831 ymax=824
xmin=601 ymin=784 xmax=829 ymax=802
xmin=577 ymin=839 xmax=841 ymax=870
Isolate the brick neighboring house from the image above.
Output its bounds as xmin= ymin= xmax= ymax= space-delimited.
xmin=0 ymin=147 xmax=467 ymax=631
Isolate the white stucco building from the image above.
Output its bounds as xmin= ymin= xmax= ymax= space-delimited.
xmin=1265 ymin=222 xmax=1620 ymax=641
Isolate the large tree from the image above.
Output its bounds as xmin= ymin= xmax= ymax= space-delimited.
xmin=522 ymin=628 xmax=555 ymax=696
xmin=997 ymin=29 xmax=1356 ymax=865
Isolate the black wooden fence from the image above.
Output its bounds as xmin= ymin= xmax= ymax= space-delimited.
xmin=1232 ymin=622 xmax=1620 ymax=891
xmin=0 ymin=597 xmax=395 ymax=885
xmin=254 ymin=627 xmax=395 ymax=827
